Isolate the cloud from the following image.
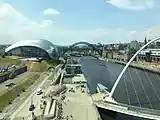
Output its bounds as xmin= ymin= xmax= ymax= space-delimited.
xmin=0 ymin=3 xmax=160 ymax=45
xmin=143 ymin=25 xmax=160 ymax=38
xmin=43 ymin=8 xmax=60 ymax=16
xmin=106 ymin=0 xmax=156 ymax=10
xmin=41 ymin=20 xmax=56 ymax=27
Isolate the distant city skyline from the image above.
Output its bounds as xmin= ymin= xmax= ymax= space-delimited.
xmin=0 ymin=0 xmax=160 ymax=45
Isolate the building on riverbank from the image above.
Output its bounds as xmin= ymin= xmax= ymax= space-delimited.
xmin=107 ymin=48 xmax=160 ymax=63
xmin=106 ymin=50 xmax=129 ymax=61
xmin=137 ymin=49 xmax=160 ymax=62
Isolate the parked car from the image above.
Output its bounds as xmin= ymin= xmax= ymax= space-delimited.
xmin=29 ymin=104 xmax=35 ymax=111
xmin=5 ymin=83 xmax=15 ymax=87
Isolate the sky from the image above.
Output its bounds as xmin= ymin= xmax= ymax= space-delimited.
xmin=0 ymin=0 xmax=160 ymax=45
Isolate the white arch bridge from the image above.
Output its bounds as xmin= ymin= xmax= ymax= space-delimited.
xmin=92 ymin=37 xmax=160 ymax=120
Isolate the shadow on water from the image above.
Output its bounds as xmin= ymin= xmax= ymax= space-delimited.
xmin=80 ymin=56 xmax=159 ymax=120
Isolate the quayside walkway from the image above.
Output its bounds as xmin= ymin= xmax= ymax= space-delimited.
xmin=62 ymin=74 xmax=101 ymax=120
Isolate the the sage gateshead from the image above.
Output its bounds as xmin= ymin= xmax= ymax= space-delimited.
xmin=5 ymin=39 xmax=58 ymax=59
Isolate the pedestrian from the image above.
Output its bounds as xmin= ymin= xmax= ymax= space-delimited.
xmin=66 ymin=115 xmax=69 ymax=120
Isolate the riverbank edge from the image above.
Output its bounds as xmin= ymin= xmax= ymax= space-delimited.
xmin=106 ymin=59 xmax=160 ymax=74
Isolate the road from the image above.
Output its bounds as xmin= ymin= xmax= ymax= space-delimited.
xmin=9 ymin=65 xmax=62 ymax=120
xmin=3 ymin=72 xmax=46 ymax=114
xmin=10 ymin=72 xmax=52 ymax=120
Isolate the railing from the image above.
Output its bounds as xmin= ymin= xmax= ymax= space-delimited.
xmin=96 ymin=100 xmax=160 ymax=117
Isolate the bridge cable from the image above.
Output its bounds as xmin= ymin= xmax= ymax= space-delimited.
xmin=152 ymin=43 xmax=160 ymax=83
xmin=144 ymin=69 xmax=160 ymax=100
xmin=143 ymin=42 xmax=160 ymax=101
xmin=144 ymin=68 xmax=160 ymax=101
xmin=140 ymin=43 xmax=160 ymax=101
xmin=133 ymin=41 xmax=160 ymax=110
xmin=127 ymin=68 xmax=142 ymax=108
xmin=115 ymin=67 xmax=131 ymax=105
xmin=134 ymin=68 xmax=153 ymax=109
xmin=122 ymin=74 xmax=131 ymax=105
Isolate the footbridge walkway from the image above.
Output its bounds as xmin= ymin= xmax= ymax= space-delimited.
xmin=94 ymin=99 xmax=160 ymax=120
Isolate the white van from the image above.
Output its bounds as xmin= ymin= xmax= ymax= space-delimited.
xmin=37 ymin=88 xmax=43 ymax=95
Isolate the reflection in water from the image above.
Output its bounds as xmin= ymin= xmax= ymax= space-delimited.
xmin=80 ymin=56 xmax=160 ymax=120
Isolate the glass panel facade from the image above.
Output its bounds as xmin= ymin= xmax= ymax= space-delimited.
xmin=7 ymin=46 xmax=50 ymax=58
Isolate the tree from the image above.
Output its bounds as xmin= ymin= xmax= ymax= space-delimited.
xmin=2 ymin=54 xmax=5 ymax=58
xmin=119 ymin=44 xmax=124 ymax=50
xmin=145 ymin=50 xmax=152 ymax=62
xmin=148 ymin=44 xmax=155 ymax=49
xmin=156 ymin=42 xmax=160 ymax=48
xmin=144 ymin=37 xmax=147 ymax=44
xmin=127 ymin=48 xmax=137 ymax=61
xmin=97 ymin=42 xmax=102 ymax=46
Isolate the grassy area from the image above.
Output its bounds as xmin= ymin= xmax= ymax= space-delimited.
xmin=0 ymin=74 xmax=40 ymax=111
xmin=25 ymin=60 xmax=60 ymax=72
xmin=25 ymin=61 xmax=49 ymax=72
xmin=6 ymin=56 xmax=22 ymax=59
xmin=0 ymin=57 xmax=21 ymax=66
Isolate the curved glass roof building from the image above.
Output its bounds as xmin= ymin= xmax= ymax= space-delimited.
xmin=5 ymin=39 xmax=58 ymax=59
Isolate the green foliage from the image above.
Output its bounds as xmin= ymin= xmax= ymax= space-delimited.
xmin=128 ymin=48 xmax=137 ymax=55
xmin=156 ymin=42 xmax=160 ymax=48
xmin=144 ymin=37 xmax=147 ymax=44
xmin=148 ymin=44 xmax=155 ymax=48
xmin=127 ymin=48 xmax=137 ymax=61
xmin=0 ymin=71 xmax=11 ymax=77
xmin=0 ymin=57 xmax=20 ymax=66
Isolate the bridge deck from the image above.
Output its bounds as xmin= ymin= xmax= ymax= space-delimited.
xmin=95 ymin=100 xmax=160 ymax=120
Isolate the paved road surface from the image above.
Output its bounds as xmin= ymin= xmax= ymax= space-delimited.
xmin=10 ymin=72 xmax=53 ymax=120
xmin=3 ymin=73 xmax=46 ymax=114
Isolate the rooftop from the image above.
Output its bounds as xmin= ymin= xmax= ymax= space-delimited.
xmin=72 ymin=74 xmax=86 ymax=83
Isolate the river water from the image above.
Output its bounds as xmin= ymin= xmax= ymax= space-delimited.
xmin=80 ymin=56 xmax=160 ymax=120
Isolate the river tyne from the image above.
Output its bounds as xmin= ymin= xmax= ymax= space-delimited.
xmin=79 ymin=56 xmax=160 ymax=120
